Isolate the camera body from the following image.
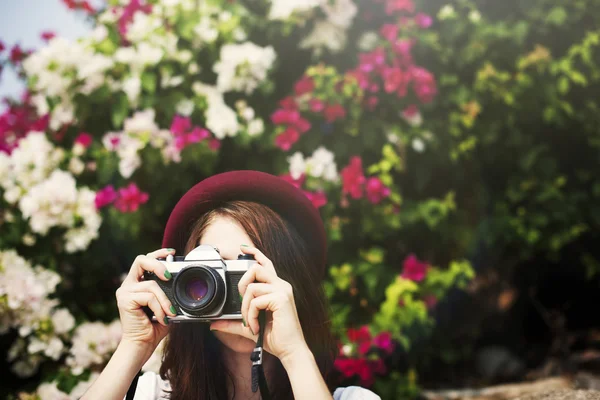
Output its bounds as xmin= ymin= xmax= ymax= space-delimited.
xmin=143 ymin=244 xmax=255 ymax=323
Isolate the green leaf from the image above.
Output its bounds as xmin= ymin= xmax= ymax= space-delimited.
xmin=546 ymin=7 xmax=568 ymax=26
xmin=111 ymin=94 xmax=129 ymax=129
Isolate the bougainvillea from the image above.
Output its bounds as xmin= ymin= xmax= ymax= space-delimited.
xmin=4 ymin=0 xmax=597 ymax=398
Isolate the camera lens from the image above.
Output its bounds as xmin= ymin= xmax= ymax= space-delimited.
xmin=173 ymin=265 xmax=225 ymax=316
xmin=186 ymin=278 xmax=208 ymax=301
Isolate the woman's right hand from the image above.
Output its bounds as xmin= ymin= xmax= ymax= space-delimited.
xmin=115 ymin=248 xmax=177 ymax=352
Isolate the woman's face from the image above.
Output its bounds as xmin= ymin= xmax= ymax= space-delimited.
xmin=198 ymin=215 xmax=257 ymax=354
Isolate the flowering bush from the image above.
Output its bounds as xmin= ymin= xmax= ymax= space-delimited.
xmin=2 ymin=0 xmax=598 ymax=398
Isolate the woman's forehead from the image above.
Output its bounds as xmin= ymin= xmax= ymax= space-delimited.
xmin=197 ymin=216 xmax=254 ymax=259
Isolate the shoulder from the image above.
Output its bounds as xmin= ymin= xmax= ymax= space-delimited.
xmin=129 ymin=371 xmax=171 ymax=400
xmin=333 ymin=386 xmax=381 ymax=400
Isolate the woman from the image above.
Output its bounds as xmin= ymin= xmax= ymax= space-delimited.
xmin=82 ymin=171 xmax=380 ymax=400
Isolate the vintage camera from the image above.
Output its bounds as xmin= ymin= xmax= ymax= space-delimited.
xmin=143 ymin=244 xmax=255 ymax=322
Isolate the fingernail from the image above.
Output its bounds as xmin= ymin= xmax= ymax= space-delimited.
xmin=239 ymin=294 xmax=243 ymax=303
xmin=250 ymin=327 xmax=255 ymax=335
xmin=166 ymin=248 xmax=175 ymax=253
xmin=241 ymin=244 xmax=249 ymax=247
xmin=164 ymin=270 xmax=172 ymax=280
xmin=242 ymin=317 xmax=247 ymax=327
xmin=170 ymin=305 xmax=176 ymax=315
xmin=163 ymin=316 xmax=169 ymax=325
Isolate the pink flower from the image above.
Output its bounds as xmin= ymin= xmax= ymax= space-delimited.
xmin=341 ymin=156 xmax=366 ymax=199
xmin=410 ymin=67 xmax=437 ymax=104
xmin=118 ymin=0 xmax=152 ymax=37
xmin=279 ymin=96 xmax=297 ymax=110
xmin=385 ymin=0 xmax=415 ymax=14
xmin=334 ymin=358 xmax=385 ymax=387
xmin=114 ymin=183 xmax=149 ymax=213
xmin=75 ymin=132 xmax=93 ymax=148
xmin=279 ymin=173 xmax=305 ymax=189
xmin=208 ymin=138 xmax=221 ymax=151
xmin=175 ymin=126 xmax=209 ymax=151
xmin=373 ymin=332 xmax=395 ymax=354
xmin=294 ymin=76 xmax=315 ymax=96
xmin=274 ymin=127 xmax=300 ymax=151
xmin=401 ymin=254 xmax=428 ymax=282
xmin=401 ymin=104 xmax=422 ymax=126
xmin=9 ymin=45 xmax=26 ymax=63
xmin=380 ymin=24 xmax=398 ymax=42
xmin=323 ymin=104 xmax=346 ymax=123
xmin=170 ymin=115 xmax=192 ymax=135
xmin=348 ymin=326 xmax=372 ymax=356
xmin=95 ymin=185 xmax=117 ymax=209
xmin=304 ymin=190 xmax=327 ymax=209
xmin=41 ymin=31 xmax=56 ymax=42
xmin=392 ymin=39 xmax=414 ymax=65
xmin=365 ymin=177 xmax=391 ymax=204
xmin=366 ymin=96 xmax=379 ymax=110
xmin=309 ymin=99 xmax=325 ymax=113
xmin=0 ymin=41 xmax=5 ymax=53
xmin=415 ymin=13 xmax=433 ymax=28
xmin=381 ymin=66 xmax=409 ymax=96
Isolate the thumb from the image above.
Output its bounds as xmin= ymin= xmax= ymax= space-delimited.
xmin=210 ymin=320 xmax=257 ymax=341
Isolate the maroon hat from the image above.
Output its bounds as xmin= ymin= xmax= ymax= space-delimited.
xmin=162 ymin=170 xmax=327 ymax=274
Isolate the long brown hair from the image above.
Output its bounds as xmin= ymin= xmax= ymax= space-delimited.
xmin=160 ymin=200 xmax=335 ymax=399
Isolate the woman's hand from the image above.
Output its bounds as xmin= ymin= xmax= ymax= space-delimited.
xmin=209 ymin=245 xmax=308 ymax=362
xmin=116 ymin=248 xmax=177 ymax=352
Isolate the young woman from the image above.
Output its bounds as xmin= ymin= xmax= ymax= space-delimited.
xmin=82 ymin=171 xmax=380 ymax=400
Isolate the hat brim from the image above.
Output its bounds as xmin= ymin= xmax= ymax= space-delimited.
xmin=162 ymin=170 xmax=327 ymax=273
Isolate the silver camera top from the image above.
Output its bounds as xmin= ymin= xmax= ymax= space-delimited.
xmin=162 ymin=244 xmax=254 ymax=273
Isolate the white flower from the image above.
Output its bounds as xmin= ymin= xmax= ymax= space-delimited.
xmin=69 ymin=372 xmax=100 ymax=399
xmin=301 ymin=21 xmax=347 ymax=54
xmin=37 ymin=381 xmax=70 ymax=400
xmin=193 ymin=17 xmax=219 ymax=44
xmin=412 ymin=138 xmax=426 ymax=153
xmin=50 ymin=102 xmax=76 ymax=131
xmin=123 ymin=75 xmax=142 ymax=104
xmin=469 ymin=10 xmax=482 ymax=23
xmin=67 ymin=320 xmax=121 ymax=375
xmin=44 ymin=337 xmax=65 ymax=360
xmin=124 ymin=109 xmax=159 ymax=134
xmin=176 ymin=99 xmax=195 ymax=116
xmin=213 ymin=42 xmax=277 ymax=94
xmin=68 ymin=157 xmax=85 ymax=175
xmin=52 ymin=308 xmax=76 ymax=335
xmin=438 ymin=5 xmax=456 ymax=20
xmin=92 ymin=25 xmax=109 ymax=42
xmin=22 ymin=234 xmax=36 ymax=246
xmin=269 ymin=0 xmax=320 ymax=20
xmin=288 ymin=152 xmax=306 ymax=180
xmin=247 ymin=119 xmax=264 ymax=137
xmin=357 ymin=31 xmax=379 ymax=51
xmin=321 ymin=0 xmax=356 ymax=29
xmin=188 ymin=62 xmax=200 ymax=74
xmin=193 ymin=83 xmax=239 ymax=139
xmin=126 ymin=12 xmax=162 ymax=43
xmin=31 ymin=94 xmax=50 ymax=116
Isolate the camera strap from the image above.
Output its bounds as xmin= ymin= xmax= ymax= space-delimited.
xmin=250 ymin=310 xmax=271 ymax=400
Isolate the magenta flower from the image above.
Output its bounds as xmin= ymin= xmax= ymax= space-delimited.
xmin=40 ymin=31 xmax=56 ymax=42
xmin=341 ymin=156 xmax=366 ymax=199
xmin=75 ymin=132 xmax=93 ymax=148
xmin=410 ymin=66 xmax=438 ymax=104
xmin=0 ymin=41 xmax=5 ymax=53
xmin=323 ymin=104 xmax=346 ymax=123
xmin=9 ymin=45 xmax=26 ymax=64
xmin=423 ymin=295 xmax=438 ymax=309
xmin=380 ymin=24 xmax=398 ymax=42
xmin=304 ymin=190 xmax=327 ymax=209
xmin=381 ymin=66 xmax=409 ymax=96
xmin=348 ymin=325 xmax=372 ymax=356
xmin=279 ymin=173 xmax=305 ymax=189
xmin=401 ymin=254 xmax=428 ymax=282
xmin=365 ymin=177 xmax=391 ymax=204
xmin=274 ymin=127 xmax=300 ymax=151
xmin=118 ymin=0 xmax=152 ymax=37
xmin=114 ymin=183 xmax=149 ymax=213
xmin=415 ymin=13 xmax=433 ymax=28
xmin=334 ymin=358 xmax=386 ymax=387
xmin=169 ymin=115 xmax=192 ymax=135
xmin=95 ymin=185 xmax=117 ymax=209
xmin=385 ymin=0 xmax=415 ymax=15
xmin=309 ymin=99 xmax=325 ymax=113
xmin=294 ymin=76 xmax=315 ymax=96
xmin=208 ymin=138 xmax=221 ymax=151
xmin=373 ymin=332 xmax=395 ymax=355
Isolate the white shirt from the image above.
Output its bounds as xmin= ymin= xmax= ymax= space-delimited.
xmin=130 ymin=371 xmax=381 ymax=400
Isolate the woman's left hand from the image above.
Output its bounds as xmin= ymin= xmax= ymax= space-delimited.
xmin=209 ymin=245 xmax=307 ymax=362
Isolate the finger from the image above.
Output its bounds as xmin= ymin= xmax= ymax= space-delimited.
xmin=129 ymin=292 xmax=169 ymax=326
xmin=240 ymin=245 xmax=277 ymax=275
xmin=247 ymin=293 xmax=282 ymax=335
xmin=130 ymin=281 xmax=176 ymax=317
xmin=210 ymin=319 xmax=257 ymax=340
xmin=124 ymin=254 xmax=171 ymax=285
xmin=146 ymin=248 xmax=176 ymax=258
xmin=238 ymin=264 xmax=278 ymax=296
xmin=242 ymin=283 xmax=274 ymax=327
